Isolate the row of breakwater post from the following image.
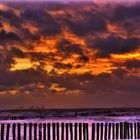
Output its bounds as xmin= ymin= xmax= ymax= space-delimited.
xmin=0 ymin=122 xmax=140 ymax=140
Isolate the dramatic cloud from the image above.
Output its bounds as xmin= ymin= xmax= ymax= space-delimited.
xmin=57 ymin=40 xmax=84 ymax=56
xmin=93 ymin=36 xmax=139 ymax=57
xmin=0 ymin=1 xmax=140 ymax=109
xmin=64 ymin=12 xmax=107 ymax=36
xmin=22 ymin=8 xmax=61 ymax=36
xmin=125 ymin=59 xmax=140 ymax=69
xmin=0 ymin=30 xmax=20 ymax=41
xmin=113 ymin=4 xmax=140 ymax=22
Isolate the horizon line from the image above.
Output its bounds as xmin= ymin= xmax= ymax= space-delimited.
xmin=0 ymin=0 xmax=139 ymax=3
xmin=0 ymin=107 xmax=140 ymax=111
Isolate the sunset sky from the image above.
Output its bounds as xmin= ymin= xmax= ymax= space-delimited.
xmin=0 ymin=0 xmax=140 ymax=109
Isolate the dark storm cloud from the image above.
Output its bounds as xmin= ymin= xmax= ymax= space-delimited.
xmin=44 ymin=71 xmax=140 ymax=95
xmin=0 ymin=47 xmax=24 ymax=66
xmin=1 ymin=2 xmax=139 ymax=41
xmin=0 ymin=30 xmax=20 ymax=41
xmin=27 ymin=52 xmax=47 ymax=61
xmin=54 ymin=62 xmax=72 ymax=69
xmin=64 ymin=11 xmax=106 ymax=36
xmin=0 ymin=4 xmax=61 ymax=40
xmin=0 ymin=67 xmax=139 ymax=96
xmin=0 ymin=8 xmax=23 ymax=28
xmin=86 ymin=75 xmax=140 ymax=94
xmin=113 ymin=4 xmax=140 ymax=22
xmin=57 ymin=40 xmax=84 ymax=56
xmin=111 ymin=68 xmax=127 ymax=78
xmin=11 ymin=47 xmax=25 ymax=58
xmin=0 ymin=9 xmax=37 ymax=40
xmin=125 ymin=59 xmax=140 ymax=69
xmin=26 ymin=52 xmax=59 ymax=62
xmin=109 ymin=4 xmax=140 ymax=37
xmin=92 ymin=36 xmax=139 ymax=57
xmin=78 ymin=55 xmax=89 ymax=63
xmin=22 ymin=8 xmax=61 ymax=36
xmin=0 ymin=66 xmax=47 ymax=87
xmin=0 ymin=9 xmax=18 ymax=20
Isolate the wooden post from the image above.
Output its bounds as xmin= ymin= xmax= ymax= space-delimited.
xmin=17 ymin=123 xmax=21 ymax=140
xmin=120 ymin=122 xmax=123 ymax=139
xmin=29 ymin=123 xmax=32 ymax=140
xmin=47 ymin=123 xmax=51 ymax=140
xmin=130 ymin=123 xmax=133 ymax=139
xmin=74 ymin=123 xmax=77 ymax=140
xmin=124 ymin=122 xmax=128 ymax=139
xmin=66 ymin=123 xmax=69 ymax=140
xmin=112 ymin=123 xmax=115 ymax=140
xmin=138 ymin=122 xmax=140 ymax=139
xmin=92 ymin=123 xmax=95 ymax=140
xmin=116 ymin=123 xmax=119 ymax=140
xmin=85 ymin=123 xmax=89 ymax=140
xmin=61 ymin=123 xmax=64 ymax=140
xmin=137 ymin=123 xmax=139 ymax=139
xmin=100 ymin=123 xmax=103 ymax=140
xmin=96 ymin=123 xmax=100 ymax=140
xmin=83 ymin=123 xmax=86 ymax=140
xmin=12 ymin=123 xmax=16 ymax=140
xmin=127 ymin=123 xmax=130 ymax=139
xmin=124 ymin=122 xmax=127 ymax=139
xmin=56 ymin=123 xmax=59 ymax=140
xmin=24 ymin=123 xmax=27 ymax=140
xmin=43 ymin=123 xmax=46 ymax=140
xmin=104 ymin=123 xmax=108 ymax=140
xmin=52 ymin=123 xmax=56 ymax=140
xmin=39 ymin=123 xmax=42 ymax=140
xmin=134 ymin=122 xmax=137 ymax=139
xmin=1 ymin=124 xmax=5 ymax=140
xmin=70 ymin=123 xmax=73 ymax=140
xmin=34 ymin=123 xmax=37 ymax=140
xmin=108 ymin=123 xmax=111 ymax=140
xmin=6 ymin=124 xmax=10 ymax=140
xmin=79 ymin=123 xmax=82 ymax=140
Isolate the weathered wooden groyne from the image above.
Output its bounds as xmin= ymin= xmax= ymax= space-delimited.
xmin=0 ymin=109 xmax=140 ymax=140
xmin=0 ymin=121 xmax=140 ymax=140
